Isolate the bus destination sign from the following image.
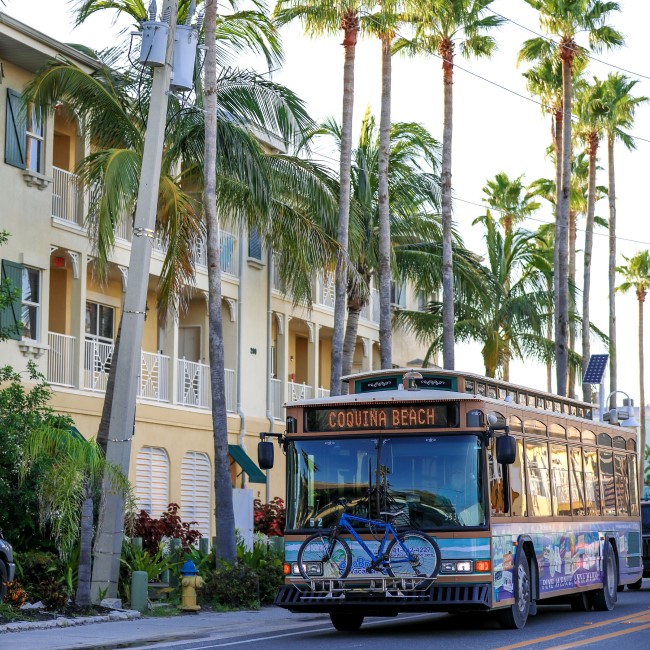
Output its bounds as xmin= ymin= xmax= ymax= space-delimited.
xmin=304 ymin=404 xmax=458 ymax=432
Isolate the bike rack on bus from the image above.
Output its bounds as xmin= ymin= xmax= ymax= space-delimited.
xmin=295 ymin=576 xmax=436 ymax=600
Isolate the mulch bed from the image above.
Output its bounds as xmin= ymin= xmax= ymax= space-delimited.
xmin=0 ymin=604 xmax=114 ymax=625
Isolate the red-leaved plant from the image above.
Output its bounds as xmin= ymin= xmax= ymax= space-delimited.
xmin=129 ymin=503 xmax=201 ymax=553
xmin=253 ymin=497 xmax=285 ymax=537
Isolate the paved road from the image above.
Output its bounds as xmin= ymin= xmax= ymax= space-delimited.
xmin=121 ymin=586 xmax=650 ymax=650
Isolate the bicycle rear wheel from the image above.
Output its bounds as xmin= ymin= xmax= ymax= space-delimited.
xmin=386 ymin=531 xmax=441 ymax=582
xmin=297 ymin=533 xmax=352 ymax=580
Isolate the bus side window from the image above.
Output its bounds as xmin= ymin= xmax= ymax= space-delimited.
xmin=628 ymin=454 xmax=639 ymax=516
xmin=614 ymin=453 xmax=630 ymax=515
xmin=526 ymin=441 xmax=551 ymax=517
xmin=600 ymin=450 xmax=616 ymax=516
xmin=488 ymin=437 xmax=506 ymax=516
xmin=583 ymin=447 xmax=601 ymax=515
xmin=510 ymin=437 xmax=527 ymax=517
xmin=570 ymin=446 xmax=585 ymax=516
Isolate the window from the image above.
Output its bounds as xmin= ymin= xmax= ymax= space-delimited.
xmin=570 ymin=447 xmax=585 ymax=515
xmin=599 ymin=450 xmax=616 ymax=516
xmin=390 ymin=281 xmax=407 ymax=308
xmin=248 ymin=225 xmax=262 ymax=261
xmin=510 ymin=437 xmax=527 ymax=517
xmin=524 ymin=420 xmax=546 ymax=437
xmin=526 ymin=441 xmax=551 ymax=517
xmin=136 ymin=446 xmax=169 ymax=518
xmin=1 ymin=259 xmax=23 ymax=340
xmin=488 ymin=436 xmax=506 ymax=516
xmin=583 ymin=448 xmax=601 ymax=515
xmin=614 ymin=454 xmax=630 ymax=516
xmin=550 ymin=444 xmax=570 ymax=516
xmin=628 ymin=455 xmax=639 ymax=516
xmin=549 ymin=423 xmax=566 ymax=439
xmin=181 ymin=451 xmax=211 ymax=537
xmin=85 ymin=301 xmax=114 ymax=342
xmin=21 ymin=267 xmax=40 ymax=340
xmin=5 ymin=90 xmax=43 ymax=172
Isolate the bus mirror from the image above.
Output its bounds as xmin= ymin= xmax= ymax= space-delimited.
xmin=258 ymin=441 xmax=274 ymax=470
xmin=496 ymin=435 xmax=516 ymax=465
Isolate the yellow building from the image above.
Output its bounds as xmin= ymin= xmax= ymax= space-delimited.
xmin=0 ymin=13 xmax=425 ymax=537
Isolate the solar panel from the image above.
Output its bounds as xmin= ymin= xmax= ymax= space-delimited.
xmin=582 ymin=354 xmax=609 ymax=384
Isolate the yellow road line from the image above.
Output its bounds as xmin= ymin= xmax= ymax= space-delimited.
xmin=551 ymin=621 xmax=650 ymax=649
xmin=495 ymin=609 xmax=650 ymax=650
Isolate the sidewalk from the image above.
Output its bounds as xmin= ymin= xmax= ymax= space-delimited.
xmin=0 ymin=606 xmax=331 ymax=649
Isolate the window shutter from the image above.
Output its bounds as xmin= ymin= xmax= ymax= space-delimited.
xmin=1 ymin=259 xmax=23 ymax=341
xmin=248 ymin=226 xmax=262 ymax=261
xmin=181 ymin=451 xmax=211 ymax=537
xmin=5 ymin=89 xmax=26 ymax=169
xmin=136 ymin=446 xmax=169 ymax=518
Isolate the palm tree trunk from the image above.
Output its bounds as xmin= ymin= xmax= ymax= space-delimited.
xmin=204 ymin=0 xmax=236 ymax=563
xmin=342 ymin=294 xmax=363 ymax=377
xmin=440 ymin=38 xmax=455 ymax=370
xmin=568 ymin=209 xmax=576 ymax=398
xmin=638 ymin=291 xmax=646 ymax=498
xmin=608 ymin=135 xmax=617 ymax=409
xmin=330 ymin=12 xmax=359 ymax=396
xmin=378 ymin=32 xmax=392 ymax=369
xmin=556 ymin=48 xmax=573 ymax=396
xmin=553 ymin=109 xmax=562 ymax=368
xmin=547 ymin=277 xmax=553 ymax=392
xmin=582 ymin=133 xmax=598 ymax=403
xmin=75 ymin=481 xmax=94 ymax=607
xmin=96 ymin=321 xmax=123 ymax=454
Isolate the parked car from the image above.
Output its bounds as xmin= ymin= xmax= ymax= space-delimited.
xmin=0 ymin=536 xmax=16 ymax=601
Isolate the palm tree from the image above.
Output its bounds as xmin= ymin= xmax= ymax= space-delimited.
xmin=312 ymin=110 xmax=442 ymax=377
xmin=20 ymin=425 xmax=131 ymax=608
xmin=616 ymin=251 xmax=650 ymax=498
xmin=481 ymin=172 xmax=540 ymax=380
xmin=600 ymin=74 xmax=648 ymax=409
xmin=274 ymin=0 xmax=362 ymax=395
xmin=397 ymin=214 xmax=552 ymax=377
xmin=520 ymin=0 xmax=623 ymax=396
xmin=574 ymin=78 xmax=608 ymax=403
xmin=395 ymin=0 xmax=503 ymax=371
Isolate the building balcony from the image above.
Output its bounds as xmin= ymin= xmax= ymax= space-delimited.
xmin=52 ymin=167 xmax=83 ymax=227
xmin=47 ymin=331 xmax=236 ymax=412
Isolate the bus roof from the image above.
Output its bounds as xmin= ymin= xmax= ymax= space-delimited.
xmin=286 ymin=388 xmax=479 ymax=408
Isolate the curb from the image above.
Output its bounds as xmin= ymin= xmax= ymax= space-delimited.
xmin=0 ymin=609 xmax=142 ymax=633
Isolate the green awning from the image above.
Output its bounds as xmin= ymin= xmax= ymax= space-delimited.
xmin=228 ymin=444 xmax=267 ymax=484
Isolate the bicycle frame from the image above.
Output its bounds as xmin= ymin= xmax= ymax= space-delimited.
xmin=335 ymin=512 xmax=415 ymax=569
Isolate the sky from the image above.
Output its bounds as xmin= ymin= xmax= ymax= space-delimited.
xmin=4 ymin=0 xmax=650 ymax=406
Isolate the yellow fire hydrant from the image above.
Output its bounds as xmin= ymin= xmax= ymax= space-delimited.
xmin=180 ymin=560 xmax=204 ymax=611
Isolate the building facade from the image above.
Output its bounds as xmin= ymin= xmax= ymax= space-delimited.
xmin=0 ymin=13 xmax=425 ymax=537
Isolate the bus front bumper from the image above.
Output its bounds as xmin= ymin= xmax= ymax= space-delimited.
xmin=274 ymin=582 xmax=492 ymax=614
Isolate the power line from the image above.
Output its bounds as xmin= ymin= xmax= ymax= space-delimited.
xmin=488 ymin=9 xmax=650 ymax=83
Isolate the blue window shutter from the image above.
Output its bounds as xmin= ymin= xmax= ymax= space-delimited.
xmin=5 ymin=89 xmax=26 ymax=169
xmin=1 ymin=259 xmax=24 ymax=341
xmin=248 ymin=226 xmax=262 ymax=261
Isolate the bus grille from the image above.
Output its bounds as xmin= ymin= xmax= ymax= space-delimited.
xmin=275 ymin=583 xmax=491 ymax=612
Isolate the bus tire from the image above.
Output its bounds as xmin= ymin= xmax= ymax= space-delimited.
xmin=329 ymin=612 xmax=364 ymax=632
xmin=570 ymin=591 xmax=591 ymax=611
xmin=498 ymin=553 xmax=531 ymax=629
xmin=628 ymin=578 xmax=643 ymax=590
xmin=593 ymin=542 xmax=618 ymax=611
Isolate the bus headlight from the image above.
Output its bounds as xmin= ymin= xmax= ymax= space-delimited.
xmin=297 ymin=562 xmax=322 ymax=576
xmin=441 ymin=560 xmax=473 ymax=573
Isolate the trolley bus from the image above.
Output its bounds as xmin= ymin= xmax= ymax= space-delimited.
xmin=258 ymin=368 xmax=643 ymax=631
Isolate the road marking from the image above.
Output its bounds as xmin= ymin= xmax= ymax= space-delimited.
xmin=551 ymin=621 xmax=650 ymax=649
xmin=495 ymin=609 xmax=650 ymax=650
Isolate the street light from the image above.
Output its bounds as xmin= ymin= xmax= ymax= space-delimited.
xmin=601 ymin=390 xmax=640 ymax=428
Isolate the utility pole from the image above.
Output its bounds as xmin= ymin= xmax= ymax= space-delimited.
xmin=91 ymin=0 xmax=179 ymax=601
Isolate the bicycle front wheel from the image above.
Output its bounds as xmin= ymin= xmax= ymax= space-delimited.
xmin=386 ymin=531 xmax=441 ymax=582
xmin=297 ymin=533 xmax=352 ymax=580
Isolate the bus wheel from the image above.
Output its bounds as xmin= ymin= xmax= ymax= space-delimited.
xmin=499 ymin=554 xmax=531 ymax=629
xmin=329 ymin=612 xmax=364 ymax=632
xmin=570 ymin=591 xmax=591 ymax=611
xmin=628 ymin=578 xmax=643 ymax=590
xmin=593 ymin=544 xmax=618 ymax=611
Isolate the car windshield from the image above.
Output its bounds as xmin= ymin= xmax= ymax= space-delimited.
xmin=286 ymin=434 xmax=486 ymax=531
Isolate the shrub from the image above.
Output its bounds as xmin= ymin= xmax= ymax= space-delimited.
xmin=4 ymin=581 xmax=28 ymax=608
xmin=15 ymin=550 xmax=70 ymax=609
xmin=128 ymin=503 xmax=201 ymax=553
xmin=236 ymin=534 xmax=283 ymax=605
xmin=255 ymin=561 xmax=284 ymax=604
xmin=201 ymin=563 xmax=259 ymax=609
xmin=253 ymin=497 xmax=285 ymax=537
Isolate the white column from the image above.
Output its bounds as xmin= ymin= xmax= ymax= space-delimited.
xmin=71 ymin=252 xmax=88 ymax=388
xmin=307 ymin=322 xmax=320 ymax=392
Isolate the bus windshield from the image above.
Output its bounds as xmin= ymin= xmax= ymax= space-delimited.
xmin=286 ymin=434 xmax=486 ymax=531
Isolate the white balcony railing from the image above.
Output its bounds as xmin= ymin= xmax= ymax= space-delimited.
xmin=317 ymin=271 xmax=335 ymax=309
xmin=139 ymin=351 xmax=170 ymax=402
xmin=83 ymin=338 xmax=114 ymax=392
xmin=317 ymin=387 xmax=330 ymax=399
xmin=288 ymin=381 xmax=313 ymax=402
xmin=270 ymin=378 xmax=283 ymax=419
xmin=153 ymin=231 xmax=237 ymax=276
xmin=52 ymin=167 xmax=82 ymax=226
xmin=47 ymin=332 xmax=75 ymax=387
xmin=371 ymin=288 xmax=380 ymax=324
xmin=177 ymin=359 xmax=236 ymax=412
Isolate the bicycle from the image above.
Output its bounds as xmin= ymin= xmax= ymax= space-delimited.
xmin=297 ymin=499 xmax=441 ymax=586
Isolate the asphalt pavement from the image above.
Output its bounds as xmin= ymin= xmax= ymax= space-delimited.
xmin=0 ymin=605 xmax=331 ymax=650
